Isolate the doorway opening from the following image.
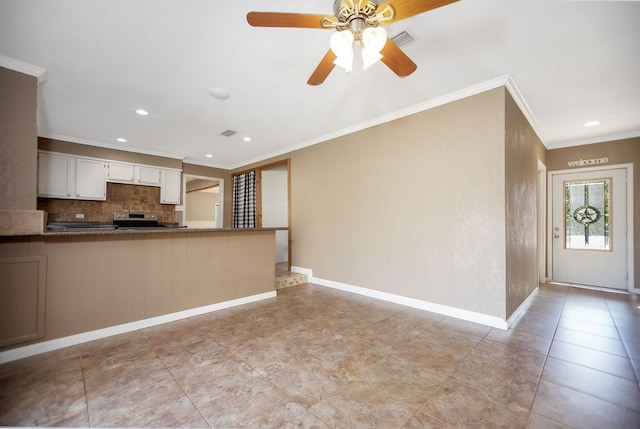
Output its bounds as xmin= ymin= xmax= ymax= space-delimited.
xmin=260 ymin=162 xmax=290 ymax=272
xmin=182 ymin=175 xmax=224 ymax=229
xmin=232 ymin=159 xmax=291 ymax=272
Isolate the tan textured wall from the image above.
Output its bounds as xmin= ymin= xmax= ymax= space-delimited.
xmin=187 ymin=191 xmax=220 ymax=221
xmin=504 ymin=92 xmax=547 ymax=318
xmin=0 ymin=230 xmax=275 ymax=348
xmin=241 ymin=88 xmax=508 ymax=317
xmin=0 ymin=67 xmax=38 ymax=210
xmin=547 ymin=138 xmax=640 ymax=288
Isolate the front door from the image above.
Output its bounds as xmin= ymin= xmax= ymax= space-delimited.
xmin=551 ymin=167 xmax=628 ymax=290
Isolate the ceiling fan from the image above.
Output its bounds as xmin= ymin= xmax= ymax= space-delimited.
xmin=247 ymin=0 xmax=459 ymax=85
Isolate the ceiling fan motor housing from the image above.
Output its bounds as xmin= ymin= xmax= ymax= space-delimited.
xmin=334 ymin=0 xmax=380 ymax=23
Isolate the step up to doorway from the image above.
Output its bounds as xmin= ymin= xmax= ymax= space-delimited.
xmin=275 ymin=271 xmax=308 ymax=290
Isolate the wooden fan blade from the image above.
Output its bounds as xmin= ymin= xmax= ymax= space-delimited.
xmin=380 ymin=39 xmax=417 ymax=77
xmin=247 ymin=12 xmax=335 ymax=29
xmin=377 ymin=0 xmax=458 ymax=23
xmin=307 ymin=49 xmax=337 ymax=85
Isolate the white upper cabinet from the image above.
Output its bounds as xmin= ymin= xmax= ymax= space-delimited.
xmin=38 ymin=152 xmax=106 ymax=200
xmin=75 ymin=158 xmax=107 ymax=200
xmin=107 ymin=162 xmax=134 ymax=183
xmin=160 ymin=169 xmax=181 ymax=204
xmin=108 ymin=163 xmax=161 ymax=186
xmin=136 ymin=166 xmax=161 ymax=186
xmin=38 ymin=152 xmax=75 ymax=198
xmin=39 ymin=151 xmax=182 ymax=204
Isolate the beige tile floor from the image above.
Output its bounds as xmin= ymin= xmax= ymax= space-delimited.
xmin=1 ymin=283 xmax=639 ymax=428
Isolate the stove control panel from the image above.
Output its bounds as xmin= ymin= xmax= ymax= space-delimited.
xmin=113 ymin=212 xmax=158 ymax=221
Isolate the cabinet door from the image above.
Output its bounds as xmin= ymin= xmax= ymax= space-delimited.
xmin=108 ymin=162 xmax=134 ymax=183
xmin=38 ymin=152 xmax=75 ymax=198
xmin=161 ymin=170 xmax=181 ymax=204
xmin=75 ymin=158 xmax=107 ymax=200
xmin=136 ymin=166 xmax=161 ymax=186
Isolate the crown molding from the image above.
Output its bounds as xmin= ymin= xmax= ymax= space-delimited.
xmin=504 ymin=76 xmax=548 ymax=146
xmin=0 ymin=55 xmax=47 ymax=82
xmin=545 ymin=130 xmax=640 ymax=150
xmin=39 ymin=132 xmax=186 ymax=161
xmin=181 ymin=157 xmax=232 ymax=170
xmin=229 ymin=75 xmax=514 ymax=170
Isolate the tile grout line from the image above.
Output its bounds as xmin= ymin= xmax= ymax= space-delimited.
xmin=144 ymin=332 xmax=214 ymax=429
xmin=528 ymin=287 xmax=640 ymax=423
xmin=78 ymin=349 xmax=94 ymax=428
xmin=605 ymin=298 xmax=640 ymax=389
xmin=523 ymin=285 xmax=569 ymax=428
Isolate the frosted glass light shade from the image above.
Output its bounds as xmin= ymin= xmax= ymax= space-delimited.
xmin=362 ymin=27 xmax=387 ymax=52
xmin=362 ymin=49 xmax=383 ymax=69
xmin=361 ymin=27 xmax=387 ymax=69
xmin=330 ymin=30 xmax=354 ymax=72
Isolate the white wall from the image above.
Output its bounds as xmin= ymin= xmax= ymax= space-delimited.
xmin=262 ymin=167 xmax=288 ymax=263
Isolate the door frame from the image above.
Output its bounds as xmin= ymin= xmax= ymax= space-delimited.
xmin=181 ymin=174 xmax=224 ymax=228
xmin=233 ymin=159 xmax=292 ymax=271
xmin=547 ymin=163 xmax=634 ymax=292
xmin=537 ymin=160 xmax=547 ymax=285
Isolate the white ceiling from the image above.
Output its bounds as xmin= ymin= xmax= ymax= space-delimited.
xmin=1 ymin=0 xmax=638 ymax=169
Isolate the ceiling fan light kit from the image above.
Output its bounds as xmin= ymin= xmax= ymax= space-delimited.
xmin=330 ymin=30 xmax=355 ymax=72
xmin=361 ymin=27 xmax=387 ymax=69
xmin=247 ymin=0 xmax=459 ymax=85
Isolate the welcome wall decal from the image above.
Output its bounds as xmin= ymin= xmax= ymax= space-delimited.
xmin=567 ymin=157 xmax=609 ymax=167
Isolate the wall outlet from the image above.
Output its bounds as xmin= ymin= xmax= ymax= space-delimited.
xmin=75 ymin=213 xmax=85 ymax=219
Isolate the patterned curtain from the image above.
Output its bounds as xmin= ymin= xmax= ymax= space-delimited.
xmin=233 ymin=171 xmax=256 ymax=228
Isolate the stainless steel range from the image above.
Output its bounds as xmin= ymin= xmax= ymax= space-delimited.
xmin=113 ymin=212 xmax=164 ymax=229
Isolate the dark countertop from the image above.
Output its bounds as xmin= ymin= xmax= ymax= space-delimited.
xmin=41 ymin=226 xmax=287 ymax=237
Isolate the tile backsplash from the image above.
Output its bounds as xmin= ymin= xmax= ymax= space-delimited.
xmin=38 ymin=183 xmax=176 ymax=222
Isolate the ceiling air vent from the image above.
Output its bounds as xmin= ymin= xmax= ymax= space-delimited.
xmin=391 ymin=30 xmax=415 ymax=47
xmin=220 ymin=129 xmax=237 ymax=137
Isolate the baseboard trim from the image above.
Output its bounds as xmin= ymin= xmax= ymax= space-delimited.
xmin=290 ymin=266 xmax=313 ymax=276
xmin=292 ymin=266 xmax=508 ymax=330
xmin=0 ymin=291 xmax=276 ymax=365
xmin=506 ymin=286 xmax=539 ymax=328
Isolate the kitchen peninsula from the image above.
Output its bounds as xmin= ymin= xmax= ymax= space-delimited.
xmin=0 ymin=227 xmax=277 ymax=360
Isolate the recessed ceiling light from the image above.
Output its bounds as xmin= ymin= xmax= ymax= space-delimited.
xmin=243 ymin=137 xmax=252 ymax=142
xmin=116 ymin=137 xmax=127 ymax=143
xmin=210 ymin=88 xmax=230 ymax=100
xmin=584 ymin=120 xmax=600 ymax=127
xmin=205 ymin=154 xmax=213 ymax=158
xmin=136 ymin=109 xmax=149 ymax=116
